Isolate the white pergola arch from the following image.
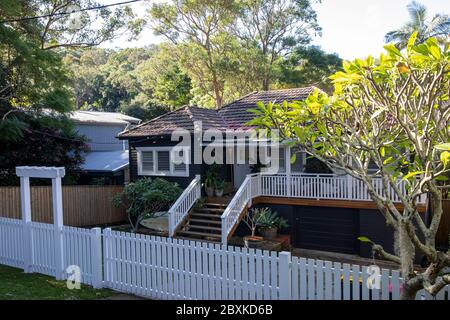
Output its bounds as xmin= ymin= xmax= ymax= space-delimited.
xmin=15 ymin=166 xmax=66 ymax=278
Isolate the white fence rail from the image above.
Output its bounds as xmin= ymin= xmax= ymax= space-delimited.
xmin=100 ymin=229 xmax=450 ymax=300
xmin=291 ymin=257 xmax=448 ymax=300
xmin=103 ymin=229 xmax=289 ymax=300
xmin=168 ymin=175 xmax=201 ymax=237
xmin=0 ymin=217 xmax=102 ymax=287
xmin=0 ymin=217 xmax=25 ymax=269
xmin=0 ymin=217 xmax=448 ymax=300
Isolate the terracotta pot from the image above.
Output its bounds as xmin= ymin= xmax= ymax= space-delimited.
xmin=244 ymin=236 xmax=263 ymax=248
xmin=215 ymin=189 xmax=224 ymax=197
xmin=259 ymin=227 xmax=278 ymax=240
xmin=205 ymin=187 xmax=215 ymax=197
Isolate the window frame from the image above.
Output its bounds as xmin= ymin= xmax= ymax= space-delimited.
xmin=136 ymin=146 xmax=190 ymax=177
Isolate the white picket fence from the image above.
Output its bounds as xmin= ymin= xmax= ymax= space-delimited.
xmin=103 ymin=229 xmax=289 ymax=300
xmin=291 ymin=257 xmax=448 ymax=300
xmin=0 ymin=217 xmax=448 ymax=300
xmin=0 ymin=216 xmax=102 ymax=287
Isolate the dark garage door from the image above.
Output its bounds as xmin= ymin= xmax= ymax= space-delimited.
xmin=293 ymin=207 xmax=359 ymax=254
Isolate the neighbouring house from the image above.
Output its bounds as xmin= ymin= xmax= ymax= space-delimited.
xmin=118 ymin=87 xmax=428 ymax=261
xmin=72 ymin=111 xmax=141 ymax=185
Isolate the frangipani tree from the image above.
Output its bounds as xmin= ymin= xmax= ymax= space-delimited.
xmin=248 ymin=33 xmax=450 ymax=299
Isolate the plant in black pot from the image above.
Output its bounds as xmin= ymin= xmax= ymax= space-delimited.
xmin=204 ymin=166 xmax=219 ymax=197
xmin=214 ymin=178 xmax=225 ymax=197
xmin=242 ymin=208 xmax=265 ymax=247
xmin=257 ymin=208 xmax=289 ymax=240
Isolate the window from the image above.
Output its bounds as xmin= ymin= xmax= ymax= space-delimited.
xmin=137 ymin=147 xmax=189 ymax=177
xmin=278 ymin=148 xmax=286 ymax=173
xmin=141 ymin=151 xmax=154 ymax=172
xmin=156 ymin=151 xmax=170 ymax=172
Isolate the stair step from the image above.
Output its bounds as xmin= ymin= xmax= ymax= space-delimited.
xmin=178 ymin=230 xmax=221 ymax=239
xmin=197 ymin=208 xmax=224 ymax=213
xmin=191 ymin=213 xmax=222 ymax=219
xmin=189 ymin=219 xmax=221 ymax=225
xmin=187 ymin=225 xmax=221 ymax=232
xmin=205 ymin=203 xmax=228 ymax=208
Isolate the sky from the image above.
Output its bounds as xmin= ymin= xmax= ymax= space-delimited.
xmin=102 ymin=0 xmax=450 ymax=60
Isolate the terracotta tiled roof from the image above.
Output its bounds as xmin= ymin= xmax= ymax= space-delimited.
xmin=119 ymin=87 xmax=317 ymax=138
xmin=118 ymin=106 xmax=227 ymax=138
xmin=218 ymin=87 xmax=316 ymax=129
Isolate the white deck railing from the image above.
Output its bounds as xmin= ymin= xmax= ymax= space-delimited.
xmin=168 ymin=175 xmax=201 ymax=237
xmin=221 ymin=173 xmax=427 ymax=244
xmin=259 ymin=173 xmax=427 ymax=204
xmin=220 ymin=175 xmax=254 ymax=244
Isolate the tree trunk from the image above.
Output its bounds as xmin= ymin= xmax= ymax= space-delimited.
xmin=262 ymin=77 xmax=269 ymax=91
xmin=400 ymin=285 xmax=420 ymax=300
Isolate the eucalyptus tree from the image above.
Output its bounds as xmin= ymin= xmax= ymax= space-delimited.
xmin=235 ymin=0 xmax=321 ymax=90
xmin=149 ymin=0 xmax=241 ymax=108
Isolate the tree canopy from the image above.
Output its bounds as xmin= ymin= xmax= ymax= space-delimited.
xmin=148 ymin=0 xmax=323 ymax=108
xmin=0 ymin=0 xmax=141 ymax=183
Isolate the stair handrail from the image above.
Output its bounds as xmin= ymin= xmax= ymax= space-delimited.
xmin=168 ymin=175 xmax=201 ymax=237
xmin=221 ymin=174 xmax=259 ymax=244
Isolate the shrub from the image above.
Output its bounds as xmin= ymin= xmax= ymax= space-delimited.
xmin=113 ymin=178 xmax=182 ymax=232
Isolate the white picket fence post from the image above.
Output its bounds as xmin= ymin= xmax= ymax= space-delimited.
xmin=90 ymin=227 xmax=103 ymax=288
xmin=279 ymin=251 xmax=292 ymax=300
xmin=52 ymin=176 xmax=65 ymax=280
xmin=19 ymin=176 xmax=33 ymax=273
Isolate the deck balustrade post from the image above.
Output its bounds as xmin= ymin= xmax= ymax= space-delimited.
xmin=347 ymin=175 xmax=353 ymax=200
xmin=287 ymin=174 xmax=291 ymax=198
xmin=168 ymin=211 xmax=174 ymax=237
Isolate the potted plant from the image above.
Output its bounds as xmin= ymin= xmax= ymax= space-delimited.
xmin=257 ymin=208 xmax=289 ymax=240
xmin=242 ymin=208 xmax=264 ymax=247
xmin=204 ymin=170 xmax=216 ymax=197
xmin=214 ymin=178 xmax=225 ymax=197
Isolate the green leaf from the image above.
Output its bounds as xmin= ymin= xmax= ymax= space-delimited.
xmin=317 ymin=123 xmax=327 ymax=134
xmin=436 ymin=175 xmax=449 ymax=182
xmin=383 ymin=156 xmax=393 ymax=165
xmin=357 ymin=236 xmax=372 ymax=243
xmin=384 ymin=44 xmax=402 ymax=57
xmin=403 ymin=171 xmax=424 ymax=180
xmin=290 ymin=153 xmax=297 ymax=164
xmin=440 ymin=151 xmax=450 ymax=167
xmin=380 ymin=147 xmax=385 ymax=157
xmin=407 ymin=31 xmax=418 ymax=51
xmin=435 ymin=143 xmax=450 ymax=151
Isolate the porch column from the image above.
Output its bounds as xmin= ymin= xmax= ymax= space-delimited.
xmin=286 ymin=147 xmax=291 ymax=197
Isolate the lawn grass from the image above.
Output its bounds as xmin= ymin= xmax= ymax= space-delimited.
xmin=0 ymin=264 xmax=118 ymax=300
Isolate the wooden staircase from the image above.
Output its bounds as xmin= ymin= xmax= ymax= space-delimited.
xmin=176 ymin=198 xmax=230 ymax=242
